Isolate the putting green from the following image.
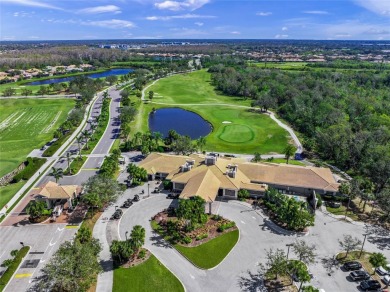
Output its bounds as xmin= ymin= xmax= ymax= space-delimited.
xmin=218 ymin=124 xmax=254 ymax=143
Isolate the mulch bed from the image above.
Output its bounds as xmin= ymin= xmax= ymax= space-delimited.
xmin=153 ymin=210 xmax=237 ymax=247
xmin=122 ymin=248 xmax=151 ymax=268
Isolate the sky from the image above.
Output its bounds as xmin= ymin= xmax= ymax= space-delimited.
xmin=0 ymin=0 xmax=389 ymax=40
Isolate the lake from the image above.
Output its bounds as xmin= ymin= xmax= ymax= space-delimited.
xmin=27 ymin=68 xmax=133 ymax=85
xmin=149 ymin=108 xmax=211 ymax=139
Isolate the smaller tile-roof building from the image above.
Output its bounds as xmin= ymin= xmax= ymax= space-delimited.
xmin=139 ymin=153 xmax=339 ymax=202
xmin=35 ymin=181 xmax=81 ymax=209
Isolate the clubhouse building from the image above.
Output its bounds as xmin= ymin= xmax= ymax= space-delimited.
xmin=139 ymin=153 xmax=340 ymax=202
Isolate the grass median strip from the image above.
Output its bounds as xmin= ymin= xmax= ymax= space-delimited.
xmin=113 ymin=254 xmax=184 ymax=292
xmin=174 ymin=229 xmax=239 ymax=269
xmin=0 ymin=246 xmax=30 ymax=292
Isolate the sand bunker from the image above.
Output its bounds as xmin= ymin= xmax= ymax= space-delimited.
xmin=222 ymin=121 xmax=232 ymax=124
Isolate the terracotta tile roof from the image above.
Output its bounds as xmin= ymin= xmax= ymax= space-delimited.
xmin=36 ymin=181 xmax=79 ymax=199
xmin=180 ymin=169 xmax=220 ymax=202
xmin=140 ymin=153 xmax=340 ymax=197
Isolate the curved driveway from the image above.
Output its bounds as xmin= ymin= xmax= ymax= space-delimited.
xmin=116 ymin=195 xmax=390 ymax=292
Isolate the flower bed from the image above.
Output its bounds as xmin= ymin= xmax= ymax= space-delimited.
xmin=152 ymin=210 xmax=236 ymax=247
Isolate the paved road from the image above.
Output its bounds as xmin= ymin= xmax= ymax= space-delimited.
xmin=1 ymin=86 xmax=123 ymax=292
xmin=112 ymin=195 xmax=390 ymax=292
xmin=0 ymin=224 xmax=78 ymax=291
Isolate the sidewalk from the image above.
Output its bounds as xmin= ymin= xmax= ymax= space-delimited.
xmin=0 ymin=91 xmax=101 ymax=219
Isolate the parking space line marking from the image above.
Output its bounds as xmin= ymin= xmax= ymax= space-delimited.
xmin=240 ymin=220 xmax=246 ymax=224
xmin=252 ymin=216 xmax=256 ymax=219
xmin=15 ymin=273 xmax=32 ymax=278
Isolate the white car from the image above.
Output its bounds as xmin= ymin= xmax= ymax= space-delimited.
xmin=383 ymin=275 xmax=390 ymax=286
xmin=376 ymin=265 xmax=390 ymax=276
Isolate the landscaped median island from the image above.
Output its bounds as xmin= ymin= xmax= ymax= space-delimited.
xmin=64 ymin=156 xmax=87 ymax=175
xmin=0 ymin=246 xmax=30 ymax=292
xmin=151 ymin=196 xmax=239 ymax=269
xmin=113 ymin=254 xmax=184 ymax=292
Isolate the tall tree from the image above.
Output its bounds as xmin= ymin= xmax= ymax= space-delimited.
xmin=130 ymin=225 xmax=145 ymax=253
xmin=76 ymin=136 xmax=83 ymax=158
xmin=283 ymin=144 xmax=295 ymax=164
xmin=196 ymin=136 xmax=206 ymax=152
xmin=33 ymin=240 xmax=102 ymax=292
xmin=292 ymin=240 xmax=317 ymax=265
xmin=338 ymin=234 xmax=362 ymax=258
xmin=264 ymin=248 xmax=289 ymax=280
xmin=66 ymin=152 xmax=71 ymax=175
xmin=369 ymin=253 xmax=387 ymax=275
xmin=49 ymin=167 xmax=63 ymax=183
xmin=82 ymin=130 xmax=91 ymax=150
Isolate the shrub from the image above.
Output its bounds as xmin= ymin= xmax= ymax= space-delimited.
xmin=42 ymin=133 xmax=72 ymax=157
xmin=138 ymin=249 xmax=146 ymax=259
xmin=195 ymin=233 xmax=208 ymax=241
xmin=218 ymin=222 xmax=236 ymax=232
xmin=316 ymin=194 xmax=323 ymax=208
xmin=212 ymin=214 xmax=222 ymax=221
xmin=163 ymin=180 xmax=173 ymax=190
xmin=12 ymin=157 xmax=46 ymax=183
xmin=181 ymin=236 xmax=192 ymax=244
xmin=238 ymin=189 xmax=250 ymax=201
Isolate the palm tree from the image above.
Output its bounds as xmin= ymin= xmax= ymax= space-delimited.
xmin=196 ymin=136 xmax=206 ymax=152
xmin=339 ymin=181 xmax=352 ymax=219
xmin=130 ymin=225 xmax=145 ymax=252
xmin=134 ymin=132 xmax=143 ymax=147
xmin=90 ymin=124 xmax=97 ymax=134
xmin=49 ymin=167 xmax=63 ymax=183
xmin=283 ymin=144 xmax=295 ymax=164
xmin=76 ymin=136 xmax=83 ymax=158
xmin=76 ymin=226 xmax=92 ymax=244
xmin=66 ymin=152 xmax=71 ymax=175
xmin=26 ymin=200 xmax=46 ymax=219
xmin=153 ymin=132 xmax=163 ymax=149
xmin=148 ymin=91 xmax=154 ymax=100
xmin=82 ymin=130 xmax=91 ymax=149
xmin=103 ymin=90 xmax=109 ymax=100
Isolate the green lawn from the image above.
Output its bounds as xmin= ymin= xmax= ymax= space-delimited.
xmin=140 ymin=70 xmax=290 ymax=154
xmin=0 ymin=98 xmax=74 ymax=177
xmin=326 ymin=204 xmax=359 ymax=221
xmin=0 ymin=246 xmax=30 ymax=292
xmin=0 ymin=181 xmax=26 ymax=210
xmin=65 ymin=156 xmax=86 ymax=175
xmin=113 ymin=254 xmax=184 ymax=292
xmin=263 ymin=158 xmax=305 ymax=166
xmin=174 ymin=229 xmax=239 ymax=269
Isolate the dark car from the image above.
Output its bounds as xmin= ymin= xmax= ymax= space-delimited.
xmin=166 ymin=193 xmax=179 ymax=199
xmin=349 ymin=270 xmax=370 ymax=281
xmin=122 ymin=201 xmax=133 ymax=208
xmin=360 ymin=280 xmax=381 ymax=291
xmin=328 ymin=201 xmax=341 ymax=208
xmin=133 ymin=195 xmax=140 ymax=202
xmin=112 ymin=208 xmax=123 ymax=219
xmin=344 ymin=261 xmax=362 ymax=271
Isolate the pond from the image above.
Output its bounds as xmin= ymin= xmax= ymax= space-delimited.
xmin=27 ymin=68 xmax=133 ymax=85
xmin=149 ymin=108 xmax=211 ymax=139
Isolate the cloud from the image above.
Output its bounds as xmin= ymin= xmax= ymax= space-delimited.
xmin=256 ymin=12 xmax=272 ymax=16
xmin=169 ymin=27 xmax=208 ymax=36
xmin=2 ymin=0 xmax=62 ymax=10
xmin=365 ymin=28 xmax=390 ymax=35
xmin=154 ymin=0 xmax=210 ymax=11
xmin=82 ymin=19 xmax=135 ymax=29
xmin=77 ymin=5 xmax=121 ymax=14
xmin=334 ymin=34 xmax=352 ymax=38
xmin=353 ymin=0 xmax=390 ymax=16
xmin=13 ymin=11 xmax=35 ymax=17
xmin=303 ymin=10 xmax=329 ymax=15
xmin=146 ymin=13 xmax=215 ymax=20
xmin=282 ymin=26 xmax=288 ymax=31
xmin=194 ymin=22 xmax=203 ymax=26
xmin=230 ymin=31 xmax=240 ymax=35
xmin=274 ymin=34 xmax=288 ymax=39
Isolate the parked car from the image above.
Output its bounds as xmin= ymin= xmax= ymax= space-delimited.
xmin=152 ymin=187 xmax=160 ymax=193
xmin=133 ymin=195 xmax=140 ymax=202
xmin=360 ymin=280 xmax=381 ymax=291
xmin=343 ymin=261 xmax=362 ymax=271
xmin=112 ymin=208 xmax=123 ymax=219
xmin=166 ymin=193 xmax=179 ymax=199
xmin=53 ymin=205 xmax=63 ymax=217
xmin=349 ymin=270 xmax=370 ymax=281
xmin=328 ymin=201 xmax=341 ymax=208
xmin=376 ymin=266 xmax=390 ymax=276
xmin=383 ymin=275 xmax=390 ymax=286
xmin=122 ymin=201 xmax=133 ymax=208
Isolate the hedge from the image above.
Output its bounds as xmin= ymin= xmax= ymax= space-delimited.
xmin=12 ymin=157 xmax=46 ymax=183
xmin=0 ymin=246 xmax=30 ymax=291
xmin=42 ymin=132 xmax=72 ymax=157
